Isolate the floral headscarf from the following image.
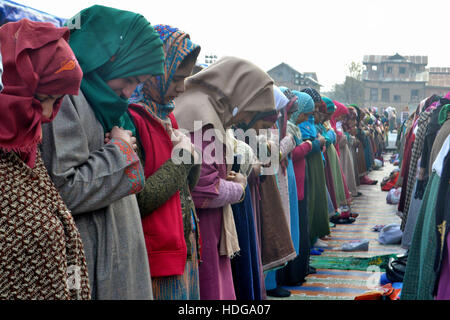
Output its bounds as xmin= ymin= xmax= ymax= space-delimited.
xmin=129 ymin=24 xmax=200 ymax=120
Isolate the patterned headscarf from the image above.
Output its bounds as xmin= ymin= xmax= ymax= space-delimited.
xmin=129 ymin=24 xmax=200 ymax=120
xmin=301 ymin=87 xmax=322 ymax=103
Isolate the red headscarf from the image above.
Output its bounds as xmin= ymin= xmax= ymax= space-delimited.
xmin=0 ymin=19 xmax=83 ymax=167
xmin=331 ymin=100 xmax=350 ymax=131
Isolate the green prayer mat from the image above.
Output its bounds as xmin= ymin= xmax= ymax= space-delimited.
xmin=310 ymin=254 xmax=398 ymax=271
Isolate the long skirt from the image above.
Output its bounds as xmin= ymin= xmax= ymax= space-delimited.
xmin=340 ymin=142 xmax=358 ymax=197
xmin=355 ymin=139 xmax=368 ymax=177
xmin=151 ymin=232 xmax=200 ymax=300
xmin=326 ymin=145 xmax=347 ymax=207
xmin=306 ymin=151 xmax=331 ymax=245
xmin=401 ymin=172 xmax=440 ymax=300
xmin=277 ymin=165 xmax=310 ymax=286
xmin=197 ymin=207 xmax=236 ymax=300
xmin=231 ymin=185 xmax=263 ymax=300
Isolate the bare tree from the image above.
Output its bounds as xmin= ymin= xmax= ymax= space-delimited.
xmin=326 ymin=61 xmax=365 ymax=105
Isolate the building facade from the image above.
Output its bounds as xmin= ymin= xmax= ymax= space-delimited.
xmin=267 ymin=63 xmax=322 ymax=92
xmin=362 ymin=54 xmax=450 ymax=115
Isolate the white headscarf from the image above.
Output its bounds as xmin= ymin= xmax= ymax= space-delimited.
xmin=273 ymin=85 xmax=289 ymax=111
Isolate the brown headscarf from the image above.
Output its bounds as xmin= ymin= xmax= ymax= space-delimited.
xmin=173 ymin=56 xmax=275 ymax=134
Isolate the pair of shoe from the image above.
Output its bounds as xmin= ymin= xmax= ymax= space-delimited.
xmin=360 ymin=175 xmax=378 ymax=185
xmin=330 ymin=215 xmax=356 ymax=224
xmin=354 ymin=192 xmax=363 ymax=197
xmin=310 ymin=249 xmax=322 ymax=255
xmin=337 ymin=210 xmax=359 ymax=219
xmin=266 ymin=286 xmax=291 ymax=298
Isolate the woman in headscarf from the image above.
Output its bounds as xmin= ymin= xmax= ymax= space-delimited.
xmin=345 ymin=105 xmax=362 ymax=191
xmin=353 ymin=105 xmax=377 ymax=185
xmin=0 ymin=19 xmax=90 ymax=299
xmin=338 ymin=104 xmax=360 ymax=199
xmin=174 ymin=56 xmax=284 ymax=300
xmin=126 ymin=25 xmax=201 ymax=300
xmin=227 ymin=129 xmax=265 ymax=300
xmin=40 ymin=5 xmax=165 ymax=300
xmin=264 ymin=86 xmax=298 ymax=298
xmin=330 ymin=100 xmax=355 ymax=207
xmin=317 ymin=99 xmax=354 ymax=223
xmin=276 ymin=90 xmax=316 ymax=286
xmin=300 ymin=88 xmax=331 ymax=247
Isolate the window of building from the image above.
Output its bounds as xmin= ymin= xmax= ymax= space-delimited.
xmin=381 ymin=88 xmax=390 ymax=102
xmin=411 ymin=89 xmax=419 ymax=102
xmin=393 ymin=95 xmax=401 ymax=102
xmin=399 ymin=67 xmax=406 ymax=74
xmin=370 ymin=88 xmax=378 ymax=102
xmin=387 ymin=66 xmax=393 ymax=74
xmin=371 ymin=65 xmax=378 ymax=71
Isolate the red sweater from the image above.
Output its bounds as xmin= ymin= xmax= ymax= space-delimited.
xmin=129 ymin=105 xmax=187 ymax=277
xmin=291 ymin=141 xmax=312 ymax=201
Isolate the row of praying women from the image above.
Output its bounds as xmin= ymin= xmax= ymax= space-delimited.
xmin=393 ymin=94 xmax=450 ymax=300
xmin=0 ymin=4 xmax=388 ymax=300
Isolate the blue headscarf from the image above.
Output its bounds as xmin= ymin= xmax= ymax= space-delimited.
xmin=290 ymin=90 xmax=314 ymax=123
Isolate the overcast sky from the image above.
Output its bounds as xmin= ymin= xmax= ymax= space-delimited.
xmin=15 ymin=0 xmax=450 ymax=91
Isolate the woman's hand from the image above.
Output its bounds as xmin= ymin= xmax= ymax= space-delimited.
xmin=226 ymin=171 xmax=247 ymax=189
xmin=317 ymin=134 xmax=326 ymax=147
xmin=106 ymin=126 xmax=137 ymax=151
xmin=170 ymin=129 xmax=199 ymax=163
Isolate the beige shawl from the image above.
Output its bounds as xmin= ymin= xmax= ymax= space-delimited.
xmin=174 ymin=56 xmax=275 ymax=258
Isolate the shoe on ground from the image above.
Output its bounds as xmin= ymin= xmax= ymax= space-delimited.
xmin=314 ymin=239 xmax=329 ymax=247
xmin=360 ymin=175 xmax=377 ymax=185
xmin=307 ymin=266 xmax=317 ymax=275
xmin=330 ymin=216 xmax=356 ymax=224
xmin=266 ymin=287 xmax=291 ymax=298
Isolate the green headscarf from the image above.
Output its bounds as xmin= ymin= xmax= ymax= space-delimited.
xmin=66 ymin=5 xmax=165 ymax=133
xmin=322 ymin=96 xmax=336 ymax=113
xmin=439 ymin=104 xmax=450 ymax=125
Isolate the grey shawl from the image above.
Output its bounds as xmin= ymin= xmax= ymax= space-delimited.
xmin=40 ymin=92 xmax=153 ymax=300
